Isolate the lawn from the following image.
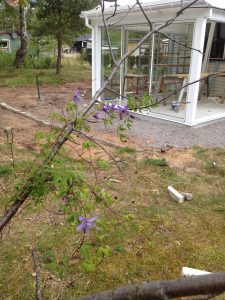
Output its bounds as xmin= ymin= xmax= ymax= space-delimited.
xmin=0 ymin=140 xmax=225 ymax=299
xmin=0 ymin=55 xmax=91 ymax=87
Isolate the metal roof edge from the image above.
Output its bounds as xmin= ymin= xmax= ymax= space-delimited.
xmin=80 ymin=0 xmax=212 ymax=19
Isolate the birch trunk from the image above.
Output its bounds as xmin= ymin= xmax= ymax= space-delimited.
xmin=15 ymin=6 xmax=28 ymax=68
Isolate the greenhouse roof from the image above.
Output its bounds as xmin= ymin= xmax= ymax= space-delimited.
xmin=81 ymin=0 xmax=225 ymax=18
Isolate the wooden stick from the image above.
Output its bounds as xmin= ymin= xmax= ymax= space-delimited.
xmin=32 ymin=248 xmax=42 ymax=300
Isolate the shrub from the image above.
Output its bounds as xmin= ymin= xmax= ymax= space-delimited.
xmin=0 ymin=52 xmax=15 ymax=69
xmin=24 ymin=55 xmax=57 ymax=69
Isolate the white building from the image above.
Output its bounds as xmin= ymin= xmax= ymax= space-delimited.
xmin=81 ymin=0 xmax=225 ymax=126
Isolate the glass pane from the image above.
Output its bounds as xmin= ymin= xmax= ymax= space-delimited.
xmin=196 ymin=21 xmax=225 ymax=121
xmin=101 ymin=28 xmax=121 ymax=100
xmin=149 ymin=22 xmax=194 ymax=121
xmin=122 ymin=29 xmax=152 ymax=99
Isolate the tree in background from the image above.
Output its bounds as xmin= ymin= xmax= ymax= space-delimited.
xmin=0 ymin=2 xmax=19 ymax=32
xmin=35 ymin=0 xmax=96 ymax=75
xmin=14 ymin=1 xmax=28 ymax=68
xmin=0 ymin=0 xmax=30 ymax=68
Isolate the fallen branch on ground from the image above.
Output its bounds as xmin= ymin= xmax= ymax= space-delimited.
xmin=74 ymin=272 xmax=225 ymax=300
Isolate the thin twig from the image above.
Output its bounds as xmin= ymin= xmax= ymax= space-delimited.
xmin=100 ymin=1 xmax=118 ymax=66
xmin=136 ymin=0 xmax=153 ymax=30
xmin=106 ymin=0 xmax=118 ymax=21
xmin=74 ymin=130 xmax=124 ymax=176
xmin=107 ymin=3 xmax=137 ymax=26
xmin=71 ymin=231 xmax=86 ymax=258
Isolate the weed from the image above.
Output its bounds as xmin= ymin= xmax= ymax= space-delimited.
xmin=0 ymin=165 xmax=13 ymax=176
xmin=117 ymin=146 xmax=136 ymax=154
xmin=97 ymin=159 xmax=110 ymax=170
xmin=161 ymin=168 xmax=178 ymax=179
xmin=205 ymin=162 xmax=225 ymax=176
xmin=143 ymin=157 xmax=168 ymax=166
xmin=213 ymin=148 xmax=225 ymax=157
xmin=195 ymin=147 xmax=207 ymax=159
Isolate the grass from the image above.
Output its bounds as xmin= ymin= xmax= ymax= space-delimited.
xmin=0 ymin=164 xmax=13 ymax=176
xmin=143 ymin=157 xmax=168 ymax=166
xmin=0 ymin=57 xmax=91 ymax=87
xmin=117 ymin=146 xmax=137 ymax=154
xmin=0 ymin=145 xmax=225 ymax=299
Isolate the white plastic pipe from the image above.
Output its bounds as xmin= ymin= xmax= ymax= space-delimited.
xmin=85 ymin=17 xmax=94 ymax=30
xmin=182 ymin=267 xmax=212 ymax=277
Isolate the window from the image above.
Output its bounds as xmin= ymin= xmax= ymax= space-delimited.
xmin=0 ymin=40 xmax=8 ymax=48
xmin=0 ymin=39 xmax=10 ymax=52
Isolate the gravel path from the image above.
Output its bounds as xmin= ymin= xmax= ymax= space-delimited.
xmin=92 ymin=114 xmax=225 ymax=148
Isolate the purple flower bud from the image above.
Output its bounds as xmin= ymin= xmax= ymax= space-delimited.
xmin=73 ymin=89 xmax=82 ymax=104
xmin=93 ymin=112 xmax=99 ymax=119
xmin=93 ymin=103 xmax=133 ymax=121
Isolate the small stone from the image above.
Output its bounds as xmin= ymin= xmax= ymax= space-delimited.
xmin=181 ymin=192 xmax=193 ymax=201
xmin=161 ymin=145 xmax=172 ymax=153
xmin=115 ymin=157 xmax=121 ymax=162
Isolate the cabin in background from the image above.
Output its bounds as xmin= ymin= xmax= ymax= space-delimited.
xmin=0 ymin=31 xmax=21 ymax=53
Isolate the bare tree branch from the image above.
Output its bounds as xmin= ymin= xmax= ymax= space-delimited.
xmin=137 ymin=71 xmax=225 ymax=111
xmin=100 ymin=0 xmax=118 ymax=66
xmin=0 ymin=0 xmax=204 ymax=232
xmin=136 ymin=0 xmax=153 ymax=30
xmin=74 ymin=272 xmax=225 ymax=300
xmin=105 ymin=0 xmax=118 ymax=21
xmin=107 ymin=3 xmax=137 ymax=27
xmin=158 ymin=30 xmax=203 ymax=54
xmin=82 ymin=0 xmax=200 ymax=117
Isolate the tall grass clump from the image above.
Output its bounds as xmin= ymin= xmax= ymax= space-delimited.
xmin=0 ymin=52 xmax=15 ymax=70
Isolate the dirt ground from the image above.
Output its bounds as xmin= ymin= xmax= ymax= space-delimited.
xmin=0 ymin=83 xmax=202 ymax=170
xmin=0 ymin=82 xmax=145 ymax=149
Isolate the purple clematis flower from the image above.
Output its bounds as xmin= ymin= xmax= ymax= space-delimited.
xmin=93 ymin=103 xmax=134 ymax=120
xmin=73 ymin=88 xmax=82 ymax=104
xmin=93 ymin=112 xmax=100 ymax=119
xmin=76 ymin=216 xmax=97 ymax=238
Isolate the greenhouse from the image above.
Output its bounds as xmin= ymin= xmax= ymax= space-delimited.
xmin=81 ymin=0 xmax=225 ymax=126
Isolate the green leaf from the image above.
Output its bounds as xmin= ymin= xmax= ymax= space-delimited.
xmin=82 ymin=262 xmax=95 ymax=273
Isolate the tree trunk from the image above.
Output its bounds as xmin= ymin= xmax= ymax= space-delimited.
xmin=15 ymin=6 xmax=28 ymax=68
xmin=56 ymin=36 xmax=62 ymax=75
